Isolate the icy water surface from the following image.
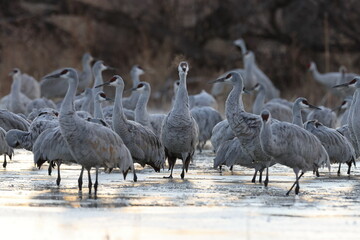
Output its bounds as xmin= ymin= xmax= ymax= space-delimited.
xmin=0 ymin=148 xmax=360 ymax=239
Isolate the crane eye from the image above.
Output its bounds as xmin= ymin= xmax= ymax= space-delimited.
xmin=302 ymin=100 xmax=309 ymax=105
xmin=60 ymin=69 xmax=68 ymax=75
xmin=138 ymin=83 xmax=144 ymax=88
xmin=100 ymin=93 xmax=106 ymax=98
xmin=110 ymin=76 xmax=117 ymax=82
xmin=341 ymin=101 xmax=347 ymax=105
xmin=225 ymin=73 xmax=232 ymax=79
xmin=137 ymin=66 xmax=143 ymax=70
xmin=350 ymin=79 xmax=357 ymax=84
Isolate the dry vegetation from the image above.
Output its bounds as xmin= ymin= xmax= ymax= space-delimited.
xmin=0 ymin=0 xmax=359 ymax=107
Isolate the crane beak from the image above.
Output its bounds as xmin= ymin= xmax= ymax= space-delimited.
xmin=105 ymin=97 xmax=112 ymax=101
xmin=309 ymin=104 xmax=321 ymax=110
xmin=105 ymin=66 xmax=117 ymax=71
xmin=94 ymin=82 xmax=110 ymax=88
xmin=43 ymin=72 xmax=62 ymax=79
xmin=208 ymin=77 xmax=226 ymax=84
xmin=243 ymin=88 xmax=250 ymax=94
xmin=331 ymin=105 xmax=341 ymax=112
xmin=130 ymin=87 xmax=138 ymax=92
xmin=333 ymin=82 xmax=349 ymax=88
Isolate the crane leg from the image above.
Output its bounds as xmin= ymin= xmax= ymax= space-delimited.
xmin=133 ymin=165 xmax=137 ymax=182
xmin=230 ymin=165 xmax=233 ymax=172
xmin=347 ymin=163 xmax=351 ymax=175
xmin=3 ymin=155 xmax=6 ymax=168
xmin=286 ymin=171 xmax=304 ymax=196
xmin=56 ymin=161 xmax=61 ymax=186
xmin=251 ymin=170 xmax=258 ymax=183
xmin=264 ymin=167 xmax=269 ymax=187
xmin=87 ymin=168 xmax=92 ymax=195
xmin=48 ymin=161 xmax=53 ymax=176
xmin=78 ymin=166 xmax=84 ymax=191
xmin=94 ymin=167 xmax=99 ymax=196
xmin=164 ymin=156 xmax=176 ymax=179
xmin=259 ymin=169 xmax=263 ymax=183
xmin=337 ymin=163 xmax=341 ymax=176
xmin=219 ymin=165 xmax=222 ymax=173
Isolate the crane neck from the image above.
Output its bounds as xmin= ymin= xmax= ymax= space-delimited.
xmin=226 ymin=82 xmax=244 ymax=120
xmin=253 ymin=88 xmax=266 ymax=114
xmin=10 ymin=74 xmax=22 ymax=97
xmin=94 ymin=100 xmax=104 ymax=120
xmin=131 ymin=72 xmax=141 ymax=88
xmin=81 ymin=91 xmax=93 ymax=113
xmin=260 ymin=119 xmax=274 ymax=155
xmin=292 ymin=104 xmax=303 ymax=127
xmin=135 ymin=90 xmax=150 ymax=126
xmin=60 ymin=77 xmax=78 ymax=115
xmin=172 ymin=72 xmax=190 ymax=117
xmin=93 ymin=70 xmax=104 ymax=92
xmin=113 ymin=84 xmax=127 ymax=125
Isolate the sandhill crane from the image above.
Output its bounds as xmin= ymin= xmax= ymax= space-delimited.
xmin=95 ymin=75 xmax=165 ymax=172
xmin=306 ymin=106 xmax=337 ymax=128
xmin=122 ymin=65 xmax=145 ymax=110
xmin=26 ymin=97 xmax=57 ymax=116
xmin=260 ymin=110 xmax=330 ymax=195
xmin=40 ymin=53 xmax=93 ymax=99
xmin=210 ymin=71 xmax=273 ymax=186
xmin=33 ymin=126 xmax=77 ymax=186
xmin=0 ymin=127 xmax=13 ymax=168
xmin=0 ymin=109 xmax=30 ymax=131
xmin=190 ymin=106 xmax=222 ymax=152
xmin=44 ymin=68 xmax=135 ymax=195
xmin=5 ymin=111 xmax=59 ymax=151
xmin=252 ymin=83 xmax=292 ymax=122
xmin=305 ymin=120 xmax=355 ymax=176
xmin=292 ymin=97 xmax=320 ymax=127
xmin=161 ymin=62 xmax=199 ymax=179
xmin=210 ymin=119 xmax=235 ymax=153
xmin=132 ymin=82 xmax=166 ymax=138
xmin=308 ymin=62 xmax=357 ymax=97
xmin=0 ymin=69 xmax=31 ymax=114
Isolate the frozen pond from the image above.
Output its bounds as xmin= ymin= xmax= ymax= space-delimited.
xmin=1 ymin=148 xmax=360 ymax=239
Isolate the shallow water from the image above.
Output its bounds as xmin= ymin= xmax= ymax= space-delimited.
xmin=0 ymin=148 xmax=360 ymax=239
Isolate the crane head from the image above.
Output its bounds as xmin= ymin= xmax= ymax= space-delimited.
xmin=178 ymin=61 xmax=189 ymax=74
xmin=261 ymin=110 xmax=270 ymax=122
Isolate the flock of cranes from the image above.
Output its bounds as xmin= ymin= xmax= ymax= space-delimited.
xmin=0 ymin=39 xmax=359 ymax=196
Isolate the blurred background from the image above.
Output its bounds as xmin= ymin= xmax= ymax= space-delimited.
xmin=0 ymin=0 xmax=359 ymax=108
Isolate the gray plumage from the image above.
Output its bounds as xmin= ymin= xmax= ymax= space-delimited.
xmin=306 ymin=106 xmax=337 ymax=128
xmin=0 ymin=69 xmax=31 ymax=114
xmin=213 ymin=137 xmax=275 ymax=183
xmin=0 ymin=127 xmax=13 ymax=168
xmin=190 ymin=106 xmax=222 ymax=152
xmin=40 ymin=53 xmax=93 ymax=99
xmin=260 ymin=110 xmax=330 ymax=195
xmin=308 ymin=61 xmax=356 ymax=97
xmin=7 ymin=68 xmax=40 ymax=100
xmin=88 ymin=91 xmax=112 ymax=128
xmin=96 ymin=75 xmax=165 ymax=172
xmin=214 ymin=71 xmax=273 ymax=186
xmin=26 ymin=97 xmax=57 ymax=116
xmin=133 ymin=82 xmax=166 ymax=138
xmin=33 ymin=126 xmax=77 ymax=186
xmin=336 ymin=124 xmax=360 ymax=158
xmin=337 ymin=97 xmax=352 ymax=126
xmin=161 ymin=62 xmax=199 ymax=179
xmin=210 ymin=119 xmax=235 ymax=153
xmin=122 ymin=65 xmax=144 ymax=110
xmin=234 ymin=39 xmax=279 ymax=99
xmin=5 ymin=111 xmax=59 ymax=151
xmin=252 ymin=83 xmax=292 ymax=122
xmin=46 ymin=68 xmax=135 ymax=195
xmin=305 ymin=120 xmax=355 ymax=175
xmin=102 ymin=105 xmax=135 ymax=121
xmin=189 ymin=90 xmax=218 ymax=109
xmin=0 ymin=109 xmax=30 ymax=131
xmin=27 ymin=108 xmax=58 ymax=121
